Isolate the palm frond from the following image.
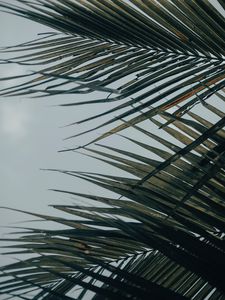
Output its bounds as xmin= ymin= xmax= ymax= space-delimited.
xmin=1 ymin=1 xmax=225 ymax=299
xmin=0 ymin=0 xmax=225 ymax=144
xmin=1 ymin=94 xmax=225 ymax=299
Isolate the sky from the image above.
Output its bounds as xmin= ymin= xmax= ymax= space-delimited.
xmin=0 ymin=1 xmax=152 ymax=269
xmin=0 ymin=3 xmax=119 ymax=269
xmin=0 ymin=1 xmax=169 ymax=235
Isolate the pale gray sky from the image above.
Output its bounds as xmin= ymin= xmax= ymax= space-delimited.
xmin=0 ymin=5 xmax=119 ymax=269
xmin=0 ymin=4 xmax=152 ymax=273
xmin=0 ymin=1 xmax=162 ymax=236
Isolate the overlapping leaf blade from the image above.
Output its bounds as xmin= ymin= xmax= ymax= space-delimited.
xmin=1 ymin=94 xmax=225 ymax=299
xmin=1 ymin=1 xmax=225 ymax=299
xmin=0 ymin=0 xmax=225 ymax=144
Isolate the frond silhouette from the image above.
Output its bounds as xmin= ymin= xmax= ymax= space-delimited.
xmin=0 ymin=1 xmax=225 ymax=299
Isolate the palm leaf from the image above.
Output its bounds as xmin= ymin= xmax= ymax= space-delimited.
xmin=1 ymin=1 xmax=225 ymax=299
xmin=0 ymin=0 xmax=224 ymax=144
xmin=1 ymin=94 xmax=225 ymax=299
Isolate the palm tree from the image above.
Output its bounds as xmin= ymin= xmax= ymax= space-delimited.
xmin=0 ymin=1 xmax=225 ymax=299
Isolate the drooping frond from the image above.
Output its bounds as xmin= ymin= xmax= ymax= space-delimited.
xmin=1 ymin=1 xmax=225 ymax=299
xmin=1 ymin=94 xmax=225 ymax=299
xmin=0 ymin=0 xmax=225 ymax=143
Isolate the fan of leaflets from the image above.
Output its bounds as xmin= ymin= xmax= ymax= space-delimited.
xmin=0 ymin=1 xmax=225 ymax=299
xmin=0 ymin=0 xmax=225 ymax=144
xmin=1 ymin=93 xmax=225 ymax=299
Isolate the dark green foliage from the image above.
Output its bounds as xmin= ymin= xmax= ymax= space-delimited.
xmin=0 ymin=1 xmax=225 ymax=299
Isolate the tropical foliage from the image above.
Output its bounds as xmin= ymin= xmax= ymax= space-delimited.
xmin=0 ymin=1 xmax=225 ymax=299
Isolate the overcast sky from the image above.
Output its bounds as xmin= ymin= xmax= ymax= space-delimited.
xmin=0 ymin=3 xmax=154 ymax=272
xmin=0 ymin=1 xmax=162 ymax=233
xmin=0 ymin=4 xmax=121 ymax=270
